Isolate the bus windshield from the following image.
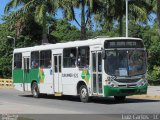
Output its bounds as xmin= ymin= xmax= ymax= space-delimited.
xmin=104 ymin=50 xmax=146 ymax=76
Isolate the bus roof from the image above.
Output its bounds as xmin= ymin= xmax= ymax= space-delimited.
xmin=13 ymin=37 xmax=143 ymax=53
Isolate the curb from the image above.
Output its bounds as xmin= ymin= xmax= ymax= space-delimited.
xmin=128 ymin=95 xmax=160 ymax=99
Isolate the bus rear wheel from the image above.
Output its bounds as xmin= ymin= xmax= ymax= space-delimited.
xmin=31 ymin=82 xmax=40 ymax=98
xmin=114 ymin=96 xmax=126 ymax=102
xmin=79 ymin=85 xmax=90 ymax=103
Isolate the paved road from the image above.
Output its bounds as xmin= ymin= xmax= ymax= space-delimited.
xmin=0 ymin=88 xmax=160 ymax=119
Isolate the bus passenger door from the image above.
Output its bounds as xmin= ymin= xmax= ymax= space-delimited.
xmin=23 ymin=57 xmax=30 ymax=91
xmin=91 ymin=51 xmax=103 ymax=95
xmin=53 ymin=54 xmax=62 ymax=94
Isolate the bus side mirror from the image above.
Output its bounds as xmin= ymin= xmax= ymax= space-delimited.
xmin=102 ymin=49 xmax=106 ymax=59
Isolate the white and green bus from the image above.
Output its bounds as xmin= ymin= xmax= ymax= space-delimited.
xmin=13 ymin=37 xmax=147 ymax=102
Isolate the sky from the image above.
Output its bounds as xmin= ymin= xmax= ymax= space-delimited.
xmin=0 ymin=0 xmax=10 ymax=22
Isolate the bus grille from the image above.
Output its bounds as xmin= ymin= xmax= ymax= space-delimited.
xmin=115 ymin=78 xmax=140 ymax=83
xmin=118 ymin=84 xmax=137 ymax=87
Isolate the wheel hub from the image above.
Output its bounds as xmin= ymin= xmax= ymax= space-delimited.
xmin=33 ymin=87 xmax=37 ymax=96
xmin=81 ymin=88 xmax=87 ymax=98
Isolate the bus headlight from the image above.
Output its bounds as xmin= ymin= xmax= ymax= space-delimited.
xmin=105 ymin=76 xmax=117 ymax=87
xmin=105 ymin=80 xmax=111 ymax=85
xmin=105 ymin=80 xmax=117 ymax=87
xmin=137 ymin=75 xmax=147 ymax=87
xmin=138 ymin=79 xmax=148 ymax=86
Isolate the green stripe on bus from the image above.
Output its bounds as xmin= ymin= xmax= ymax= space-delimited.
xmin=13 ymin=69 xmax=40 ymax=83
xmin=13 ymin=69 xmax=23 ymax=83
xmin=29 ymin=69 xmax=40 ymax=83
xmin=104 ymin=85 xmax=147 ymax=97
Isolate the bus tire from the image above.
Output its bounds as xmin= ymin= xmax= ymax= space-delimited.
xmin=114 ymin=96 xmax=126 ymax=102
xmin=79 ymin=85 xmax=90 ymax=103
xmin=31 ymin=82 xmax=40 ymax=98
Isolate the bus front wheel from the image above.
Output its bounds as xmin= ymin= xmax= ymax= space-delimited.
xmin=114 ymin=96 xmax=126 ymax=102
xmin=31 ymin=82 xmax=40 ymax=98
xmin=79 ymin=85 xmax=90 ymax=103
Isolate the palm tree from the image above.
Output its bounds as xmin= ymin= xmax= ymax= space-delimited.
xmin=137 ymin=0 xmax=160 ymax=33
xmin=157 ymin=0 xmax=160 ymax=30
xmin=59 ymin=0 xmax=95 ymax=40
xmin=152 ymin=0 xmax=160 ymax=32
xmin=94 ymin=0 xmax=153 ymax=36
xmin=5 ymin=0 xmax=58 ymax=44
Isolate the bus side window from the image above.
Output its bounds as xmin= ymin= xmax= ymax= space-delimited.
xmin=63 ymin=48 xmax=77 ymax=68
xmin=14 ymin=53 xmax=22 ymax=69
xmin=77 ymin=46 xmax=89 ymax=68
xmin=40 ymin=50 xmax=51 ymax=68
xmin=31 ymin=51 xmax=39 ymax=68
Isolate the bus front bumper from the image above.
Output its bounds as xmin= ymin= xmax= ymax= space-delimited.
xmin=104 ymin=85 xmax=148 ymax=97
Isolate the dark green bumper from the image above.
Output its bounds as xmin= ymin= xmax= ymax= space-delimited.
xmin=104 ymin=85 xmax=148 ymax=97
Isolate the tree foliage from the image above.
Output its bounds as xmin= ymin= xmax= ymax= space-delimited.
xmin=0 ymin=23 xmax=13 ymax=78
xmin=5 ymin=0 xmax=59 ymax=43
xmin=51 ymin=19 xmax=80 ymax=42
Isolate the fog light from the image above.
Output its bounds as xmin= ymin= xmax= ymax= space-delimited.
xmin=111 ymin=83 xmax=114 ymax=87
